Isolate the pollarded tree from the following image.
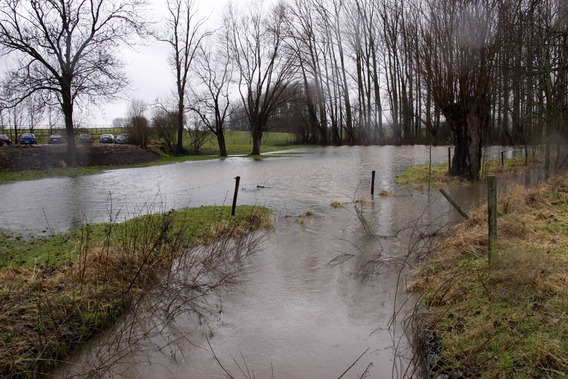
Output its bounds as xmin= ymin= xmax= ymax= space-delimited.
xmin=416 ymin=0 xmax=500 ymax=181
xmin=225 ymin=1 xmax=299 ymax=155
xmin=0 ymin=0 xmax=147 ymax=165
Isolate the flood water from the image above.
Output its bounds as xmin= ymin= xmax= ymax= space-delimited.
xmin=0 ymin=145 xmax=538 ymax=378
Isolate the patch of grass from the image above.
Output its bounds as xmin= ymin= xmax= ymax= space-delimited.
xmin=410 ymin=174 xmax=568 ymax=377
xmin=330 ymin=201 xmax=343 ymax=208
xmin=396 ymin=158 xmax=534 ymax=189
xmin=0 ymin=206 xmax=270 ymax=269
xmin=0 ymin=205 xmax=271 ymax=377
xmin=395 ymin=163 xmax=453 ymax=189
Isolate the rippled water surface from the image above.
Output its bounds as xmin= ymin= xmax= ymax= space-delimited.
xmin=1 ymin=145 xmax=536 ymax=378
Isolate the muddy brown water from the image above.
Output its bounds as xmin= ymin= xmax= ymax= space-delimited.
xmin=0 ymin=145 xmax=539 ymax=378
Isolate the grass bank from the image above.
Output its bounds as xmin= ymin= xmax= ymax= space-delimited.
xmin=0 ymin=205 xmax=271 ymax=377
xmin=409 ymin=174 xmax=568 ymax=377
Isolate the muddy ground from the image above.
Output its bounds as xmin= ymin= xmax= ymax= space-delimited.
xmin=0 ymin=144 xmax=160 ymax=172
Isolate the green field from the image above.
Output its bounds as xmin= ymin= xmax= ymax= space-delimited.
xmin=3 ymin=128 xmax=301 ymax=155
xmin=197 ymin=130 xmax=301 ymax=155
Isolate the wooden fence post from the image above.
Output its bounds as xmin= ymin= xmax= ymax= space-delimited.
xmin=371 ymin=170 xmax=376 ymax=196
xmin=232 ymin=176 xmax=241 ymax=216
xmin=439 ymin=189 xmax=469 ymax=219
xmin=488 ymin=175 xmax=497 ymax=266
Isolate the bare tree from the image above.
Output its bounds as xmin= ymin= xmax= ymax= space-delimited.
xmin=225 ymin=1 xmax=299 ymax=155
xmin=126 ymin=99 xmax=151 ymax=147
xmin=415 ymin=0 xmax=500 ymax=181
xmin=189 ymin=41 xmax=233 ymax=157
xmin=0 ymin=0 xmax=147 ymax=164
xmin=24 ymin=93 xmax=45 ymax=135
xmin=157 ymin=0 xmax=209 ymax=154
xmin=287 ymin=0 xmax=330 ymax=145
xmin=186 ymin=114 xmax=213 ymax=154
xmin=151 ymin=108 xmax=176 ymax=153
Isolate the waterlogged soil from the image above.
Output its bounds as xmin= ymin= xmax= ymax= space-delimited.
xmin=0 ymin=144 xmax=160 ymax=171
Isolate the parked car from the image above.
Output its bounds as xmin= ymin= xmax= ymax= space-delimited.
xmin=77 ymin=133 xmax=93 ymax=144
xmin=115 ymin=133 xmax=130 ymax=144
xmin=0 ymin=134 xmax=11 ymax=146
xmin=20 ymin=133 xmax=37 ymax=145
xmin=48 ymin=134 xmax=65 ymax=144
xmin=99 ymin=133 xmax=115 ymax=143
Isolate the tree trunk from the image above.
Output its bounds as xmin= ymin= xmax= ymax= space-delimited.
xmin=251 ymin=127 xmax=263 ymax=156
xmin=61 ymin=88 xmax=76 ymax=166
xmin=216 ymin=128 xmax=227 ymax=157
xmin=176 ymin=101 xmax=184 ymax=154
xmin=445 ymin=98 xmax=489 ymax=181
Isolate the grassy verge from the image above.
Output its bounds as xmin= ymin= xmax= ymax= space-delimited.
xmin=0 ymin=205 xmax=271 ymax=377
xmin=409 ymin=174 xmax=568 ymax=377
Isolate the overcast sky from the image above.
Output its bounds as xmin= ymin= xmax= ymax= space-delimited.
xmin=92 ymin=0 xmax=228 ymax=127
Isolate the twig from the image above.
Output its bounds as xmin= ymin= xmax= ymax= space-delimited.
xmin=337 ymin=348 xmax=369 ymax=379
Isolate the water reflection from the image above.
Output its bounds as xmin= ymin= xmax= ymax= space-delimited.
xmin=3 ymin=145 xmax=551 ymax=378
xmin=1 ymin=145 xmax=511 ymax=234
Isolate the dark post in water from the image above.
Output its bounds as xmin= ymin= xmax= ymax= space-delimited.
xmin=232 ymin=176 xmax=241 ymax=216
xmin=371 ymin=170 xmax=376 ymax=196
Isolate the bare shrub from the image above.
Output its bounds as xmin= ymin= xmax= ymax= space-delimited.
xmin=0 ymin=206 xmax=270 ymax=378
xmin=60 ymin=212 xmax=268 ymax=378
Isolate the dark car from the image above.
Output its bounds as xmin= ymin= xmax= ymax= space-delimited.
xmin=0 ymin=134 xmax=11 ymax=146
xmin=48 ymin=134 xmax=65 ymax=144
xmin=99 ymin=133 xmax=115 ymax=143
xmin=115 ymin=133 xmax=129 ymax=144
xmin=20 ymin=133 xmax=37 ymax=145
xmin=78 ymin=133 xmax=93 ymax=144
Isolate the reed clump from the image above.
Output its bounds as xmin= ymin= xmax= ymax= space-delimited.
xmin=410 ymin=173 xmax=568 ymax=378
xmin=0 ymin=205 xmax=271 ymax=378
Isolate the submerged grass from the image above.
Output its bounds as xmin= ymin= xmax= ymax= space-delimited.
xmin=395 ymin=157 xmax=533 ymax=189
xmin=409 ymin=174 xmax=568 ymax=377
xmin=0 ymin=205 xmax=271 ymax=377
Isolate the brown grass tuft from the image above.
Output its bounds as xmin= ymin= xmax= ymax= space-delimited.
xmin=411 ymin=173 xmax=568 ymax=377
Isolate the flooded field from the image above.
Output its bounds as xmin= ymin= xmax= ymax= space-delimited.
xmin=0 ymin=145 xmax=536 ymax=378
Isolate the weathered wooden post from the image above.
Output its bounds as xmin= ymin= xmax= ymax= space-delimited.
xmin=501 ymin=151 xmax=505 ymax=167
xmin=448 ymin=147 xmax=452 ymax=172
xmin=371 ymin=170 xmax=376 ymax=196
xmin=488 ymin=175 xmax=497 ymax=266
xmin=231 ymin=176 xmax=241 ymax=216
xmin=439 ymin=189 xmax=469 ymax=219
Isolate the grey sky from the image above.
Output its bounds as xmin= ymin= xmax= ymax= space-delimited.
xmin=96 ymin=0 xmax=226 ymax=127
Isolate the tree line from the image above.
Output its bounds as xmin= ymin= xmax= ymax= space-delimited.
xmin=0 ymin=0 xmax=566 ymax=180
